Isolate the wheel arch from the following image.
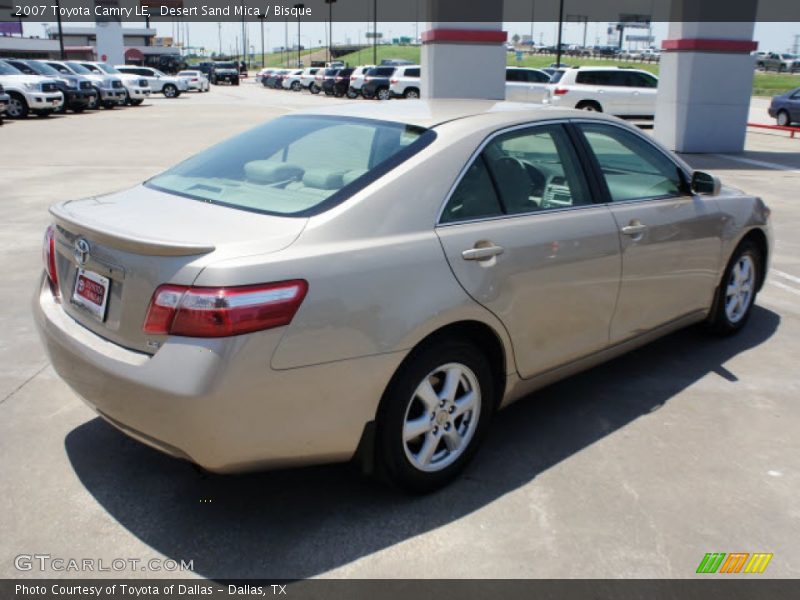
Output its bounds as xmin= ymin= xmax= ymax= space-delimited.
xmin=738 ymin=227 xmax=769 ymax=291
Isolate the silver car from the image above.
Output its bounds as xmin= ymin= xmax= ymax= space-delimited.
xmin=35 ymin=101 xmax=772 ymax=492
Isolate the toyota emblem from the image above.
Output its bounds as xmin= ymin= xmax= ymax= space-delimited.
xmin=74 ymin=238 xmax=90 ymax=265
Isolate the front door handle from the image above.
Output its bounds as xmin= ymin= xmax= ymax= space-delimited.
xmin=462 ymin=244 xmax=505 ymax=261
xmin=621 ymin=223 xmax=647 ymax=236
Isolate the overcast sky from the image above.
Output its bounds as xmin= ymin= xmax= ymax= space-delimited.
xmin=22 ymin=21 xmax=800 ymax=55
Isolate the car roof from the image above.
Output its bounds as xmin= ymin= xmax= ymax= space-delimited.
xmin=291 ymin=99 xmax=617 ymax=129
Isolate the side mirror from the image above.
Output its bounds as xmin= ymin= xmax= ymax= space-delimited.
xmin=691 ymin=171 xmax=721 ymax=196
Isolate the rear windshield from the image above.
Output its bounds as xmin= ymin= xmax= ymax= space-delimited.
xmin=146 ymin=116 xmax=436 ymax=217
xmin=215 ymin=62 xmax=236 ymax=69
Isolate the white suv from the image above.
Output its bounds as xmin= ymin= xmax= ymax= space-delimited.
xmin=545 ymin=66 xmax=659 ymax=118
xmin=347 ymin=65 xmax=374 ymax=98
xmin=115 ymin=65 xmax=189 ymax=98
xmin=505 ymin=67 xmax=552 ymax=103
xmin=282 ymin=69 xmax=305 ymax=91
xmin=389 ymin=65 xmax=421 ymax=99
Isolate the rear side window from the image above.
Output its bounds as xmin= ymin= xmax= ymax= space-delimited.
xmin=505 ymin=69 xmax=520 ymax=82
xmin=526 ymin=70 xmax=550 ymax=83
xmin=550 ymin=70 xmax=565 ymax=83
xmin=440 ymin=158 xmax=503 ymax=223
xmin=147 ymin=116 xmax=435 ymax=217
xmin=578 ymin=123 xmax=684 ymax=202
xmin=405 ymin=68 xmax=420 ymax=77
xmin=376 ymin=67 xmax=395 ymax=76
xmin=440 ymin=124 xmax=591 ymax=223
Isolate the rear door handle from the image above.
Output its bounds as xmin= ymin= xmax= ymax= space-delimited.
xmin=621 ymin=223 xmax=648 ymax=236
xmin=462 ymin=244 xmax=505 ymax=261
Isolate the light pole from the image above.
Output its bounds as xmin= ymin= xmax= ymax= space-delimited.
xmin=324 ymin=0 xmax=336 ymax=64
xmin=555 ymin=0 xmax=565 ymax=67
xmin=284 ymin=19 xmax=288 ymax=66
xmin=259 ymin=16 xmax=266 ymax=67
xmin=373 ymin=0 xmax=378 ymax=64
xmin=55 ymin=0 xmax=65 ymax=59
xmin=293 ymin=4 xmax=304 ymax=68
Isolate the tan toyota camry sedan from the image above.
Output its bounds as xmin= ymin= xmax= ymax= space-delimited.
xmin=35 ymin=101 xmax=772 ymax=492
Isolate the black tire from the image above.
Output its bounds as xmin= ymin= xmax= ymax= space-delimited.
xmin=346 ymin=87 xmax=359 ymax=99
xmin=163 ymin=84 xmax=178 ymax=98
xmin=124 ymin=91 xmax=132 ymax=106
xmin=776 ymin=110 xmax=790 ymax=127
xmin=376 ymin=87 xmax=391 ymax=101
xmin=576 ymin=100 xmax=602 ymax=112
xmin=404 ymin=87 xmax=420 ymax=99
xmin=87 ymin=91 xmax=100 ymax=110
xmin=102 ymin=101 xmax=116 ymax=110
xmin=33 ymin=110 xmax=52 ymax=118
xmin=707 ymin=239 xmax=762 ymax=335
xmin=291 ymin=81 xmax=301 ymax=91
xmin=376 ymin=338 xmax=494 ymax=493
xmin=233 ymin=80 xmax=240 ymax=86
xmin=309 ymin=83 xmax=320 ymax=94
xmin=7 ymin=92 xmax=28 ymax=119
xmin=72 ymin=106 xmax=85 ymax=113
xmin=130 ymin=99 xmax=143 ymax=106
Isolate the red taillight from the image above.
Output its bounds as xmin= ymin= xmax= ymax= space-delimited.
xmin=350 ymin=76 xmax=356 ymax=80
xmin=364 ymin=76 xmax=371 ymax=82
xmin=143 ymin=280 xmax=308 ymax=338
xmin=390 ymin=78 xmax=398 ymax=84
xmin=43 ymin=225 xmax=59 ymax=296
xmin=554 ymin=87 xmax=569 ymax=95
xmin=335 ymin=76 xmax=342 ymax=81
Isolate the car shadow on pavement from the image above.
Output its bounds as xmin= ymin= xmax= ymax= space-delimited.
xmin=64 ymin=306 xmax=780 ymax=579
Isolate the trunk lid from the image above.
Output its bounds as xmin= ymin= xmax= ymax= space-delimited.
xmin=50 ymin=185 xmax=307 ymax=353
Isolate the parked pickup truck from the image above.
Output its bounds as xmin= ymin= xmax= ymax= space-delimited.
xmin=1 ymin=58 xmax=95 ymax=113
xmin=756 ymin=52 xmax=799 ymax=73
xmin=78 ymin=62 xmax=151 ymax=105
xmin=0 ymin=61 xmax=63 ymax=118
xmin=43 ymin=60 xmax=126 ymax=108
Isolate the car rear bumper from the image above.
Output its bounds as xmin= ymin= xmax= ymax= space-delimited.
xmin=767 ymin=107 xmax=778 ymax=118
xmin=34 ymin=277 xmax=402 ymax=473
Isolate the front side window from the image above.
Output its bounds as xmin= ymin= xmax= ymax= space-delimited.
xmin=65 ymin=61 xmax=91 ymax=74
xmin=147 ymin=116 xmax=434 ymax=216
xmin=440 ymin=124 xmax=592 ymax=223
xmin=578 ymin=123 xmax=684 ymax=202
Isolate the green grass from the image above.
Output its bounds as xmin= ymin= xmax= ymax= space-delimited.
xmin=336 ymin=45 xmax=422 ymax=66
xmin=254 ymin=45 xmax=800 ymax=95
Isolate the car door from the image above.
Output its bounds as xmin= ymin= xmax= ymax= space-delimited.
xmin=135 ymin=68 xmax=161 ymax=91
xmin=789 ymin=89 xmax=800 ymax=122
xmin=505 ymin=69 xmax=527 ymax=101
xmin=574 ymin=71 xmax=629 ymax=115
xmin=625 ymin=71 xmax=658 ymax=116
xmin=574 ymin=121 xmax=724 ymax=343
xmin=523 ymin=69 xmax=551 ymax=103
xmin=436 ymin=123 xmax=622 ymax=379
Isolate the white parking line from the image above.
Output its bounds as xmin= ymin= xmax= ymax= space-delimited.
xmin=713 ymin=154 xmax=800 ymax=174
xmin=770 ymin=280 xmax=800 ymax=297
xmin=773 ymin=270 xmax=800 ymax=285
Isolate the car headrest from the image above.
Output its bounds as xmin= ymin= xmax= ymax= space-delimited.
xmin=302 ymin=168 xmax=345 ymax=190
xmin=244 ymin=161 xmax=304 ymax=184
xmin=342 ymin=169 xmax=368 ymax=186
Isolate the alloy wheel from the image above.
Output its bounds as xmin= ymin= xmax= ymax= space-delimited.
xmin=402 ymin=362 xmax=481 ymax=473
xmin=725 ymin=255 xmax=755 ymax=324
xmin=8 ymin=97 xmax=24 ymax=118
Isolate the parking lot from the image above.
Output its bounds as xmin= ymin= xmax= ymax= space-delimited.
xmin=1 ymin=82 xmax=799 ymax=579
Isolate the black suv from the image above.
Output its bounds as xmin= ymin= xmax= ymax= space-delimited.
xmin=210 ymin=62 xmax=240 ymax=85
xmin=361 ymin=66 xmax=396 ymax=100
xmin=322 ymin=68 xmax=354 ymax=97
xmin=1 ymin=58 xmax=96 ymax=113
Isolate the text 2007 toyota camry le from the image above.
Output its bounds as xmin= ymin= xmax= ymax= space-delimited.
xmin=35 ymin=101 xmax=771 ymax=492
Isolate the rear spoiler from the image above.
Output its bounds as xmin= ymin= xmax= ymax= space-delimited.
xmin=50 ymin=204 xmax=215 ymax=257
